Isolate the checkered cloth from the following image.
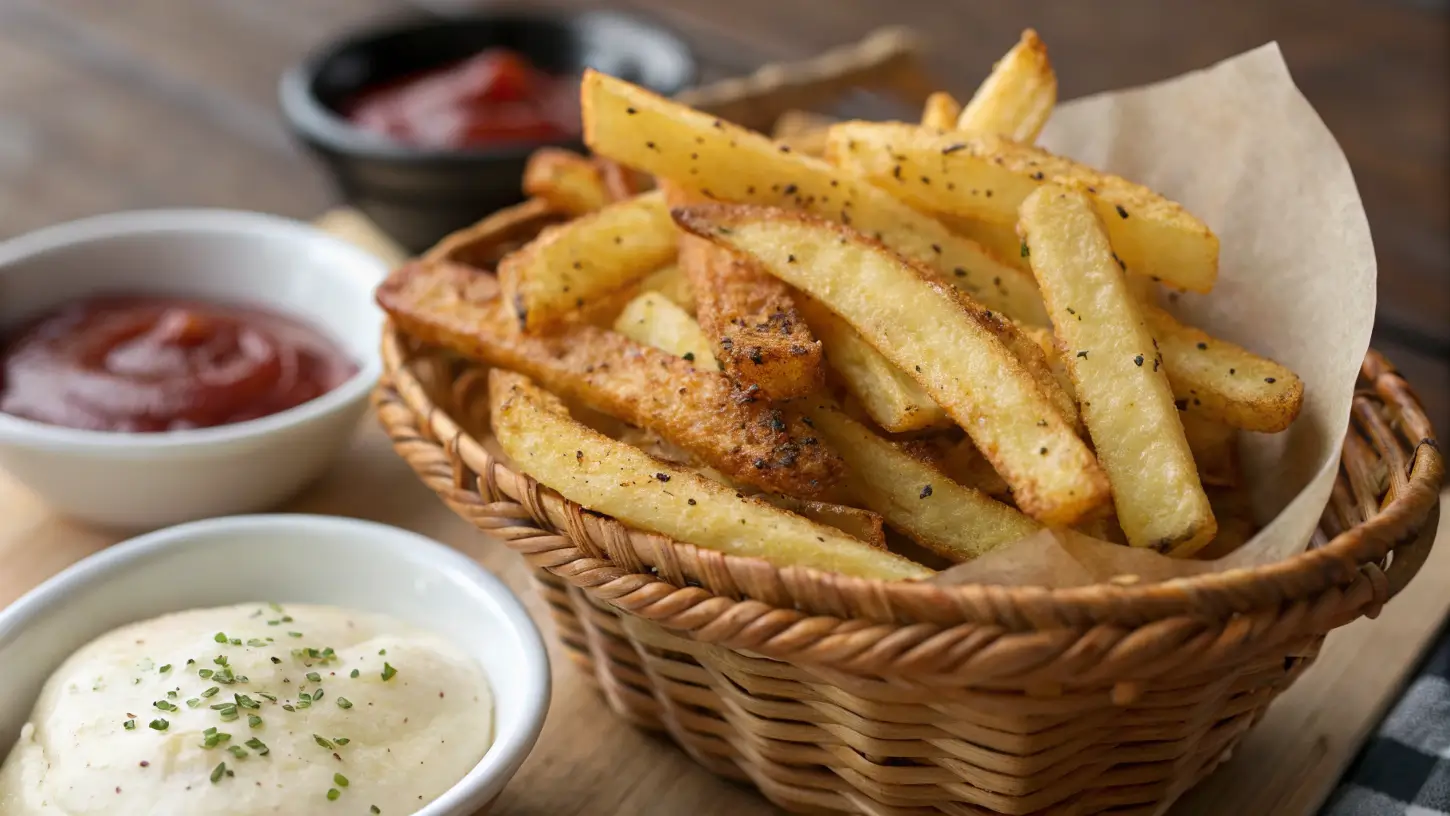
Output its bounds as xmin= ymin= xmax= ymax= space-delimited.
xmin=1323 ymin=634 xmax=1450 ymax=815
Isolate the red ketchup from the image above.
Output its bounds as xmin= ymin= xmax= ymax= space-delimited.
xmin=0 ymin=296 xmax=357 ymax=433
xmin=344 ymin=49 xmax=580 ymax=149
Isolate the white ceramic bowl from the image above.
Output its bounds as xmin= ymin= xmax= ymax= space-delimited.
xmin=0 ymin=209 xmax=387 ymax=529
xmin=0 ymin=514 xmax=550 ymax=816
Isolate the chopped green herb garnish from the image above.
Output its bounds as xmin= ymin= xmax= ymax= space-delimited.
xmin=246 ymin=638 xmax=266 ymax=647
xmin=123 ymin=719 xmax=136 ymax=730
xmin=245 ymin=737 xmax=269 ymax=755
xmin=333 ymin=737 xmax=350 ymax=746
xmin=350 ymin=669 xmax=360 ymax=679
xmin=148 ymin=718 xmax=169 ymax=731
xmin=214 ymin=656 xmax=229 ymax=667
xmin=166 ymin=690 xmax=178 ymax=700
xmin=235 ymin=694 xmax=260 ymax=710
xmin=227 ymin=745 xmax=247 ymax=759
xmin=198 ymin=669 xmax=214 ymax=679
xmin=210 ymin=702 xmax=234 ymax=711
xmin=248 ymin=714 xmax=263 ymax=728
xmin=159 ymin=664 xmax=172 ymax=673
xmin=334 ymin=773 xmax=349 ymax=788
xmin=288 ymin=632 xmax=303 ymax=639
xmin=270 ymin=657 xmax=282 ymax=665
xmin=201 ymin=686 xmax=220 ymax=698
xmin=381 ymin=663 xmax=397 ymax=682
xmin=229 ymin=638 xmax=242 ymax=647
xmin=154 ymin=700 xmax=178 ymax=712
xmin=314 ymin=734 xmax=335 ymax=750
xmin=336 ymin=697 xmax=353 ymax=710
xmin=214 ymin=632 xmax=228 ymax=644
xmin=258 ymin=692 xmax=277 ymax=702
xmin=299 ymin=692 xmax=312 ymax=703
xmin=371 ymin=807 xmax=381 ymax=814
xmin=282 ymin=704 xmax=296 ymax=712
xmin=210 ymin=762 xmax=226 ymax=784
xmin=313 ymin=688 xmax=325 ymax=702
xmin=306 ymin=672 xmax=321 ymax=683
xmin=378 ymin=649 xmax=386 ymax=656
xmin=186 ymin=698 xmax=202 ymax=709
xmin=327 ymin=789 xmax=341 ymax=801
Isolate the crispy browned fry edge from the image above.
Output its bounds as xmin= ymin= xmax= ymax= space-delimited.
xmin=761 ymin=495 xmax=887 ymax=548
xmin=677 ymin=233 xmax=825 ymax=400
xmin=595 ymin=157 xmax=644 ymax=201
xmin=920 ymin=92 xmax=963 ymax=129
xmin=674 ymin=203 xmax=1109 ymax=525
xmin=957 ymin=28 xmax=1057 ymax=142
xmin=1140 ymin=303 xmax=1305 ymax=433
xmin=377 ymin=260 xmax=844 ymax=498
xmin=523 ymin=148 xmax=610 ymax=215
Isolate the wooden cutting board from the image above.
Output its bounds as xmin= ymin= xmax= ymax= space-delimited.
xmin=1 ymin=210 xmax=1445 ymax=816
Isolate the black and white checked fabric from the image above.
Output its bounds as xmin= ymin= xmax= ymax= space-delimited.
xmin=1322 ymin=634 xmax=1450 ymax=815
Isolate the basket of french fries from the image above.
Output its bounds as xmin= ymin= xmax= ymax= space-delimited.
xmin=373 ymin=28 xmax=1443 ymax=816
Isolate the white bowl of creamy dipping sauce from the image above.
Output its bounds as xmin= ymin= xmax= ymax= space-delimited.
xmin=0 ymin=514 xmax=550 ymax=816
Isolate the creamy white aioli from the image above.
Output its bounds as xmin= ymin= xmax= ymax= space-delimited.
xmin=0 ymin=604 xmax=493 ymax=815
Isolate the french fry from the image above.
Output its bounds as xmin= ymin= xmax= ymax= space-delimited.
xmin=771 ymin=109 xmax=836 ymax=157
xmin=674 ymin=203 xmax=1109 ymax=525
xmin=827 ymin=123 xmax=1220 ymax=293
xmin=595 ymin=157 xmax=643 ymax=202
xmin=678 ymin=233 xmax=825 ymax=400
xmin=522 ymin=148 xmax=611 ymax=215
xmin=808 ymin=405 xmax=1040 ymax=561
xmin=946 ymin=216 xmax=1030 ymax=273
xmin=377 ymin=260 xmax=844 ymax=498
xmin=761 ymin=494 xmax=887 ymax=548
xmin=580 ymin=69 xmax=1049 ymax=325
xmin=1180 ymin=411 xmax=1241 ymax=487
xmin=939 ymin=438 xmax=1011 ymax=497
xmin=1140 ymin=303 xmax=1304 ymax=432
xmin=1019 ymin=185 xmax=1214 ymax=554
xmin=796 ymin=295 xmax=951 ymax=432
xmin=613 ymin=291 xmax=719 ymax=371
xmin=921 ymin=91 xmax=963 ymax=129
xmin=489 ymin=370 xmax=931 ymax=580
xmin=957 ymin=29 xmax=1057 ymax=143
xmin=639 ymin=264 xmax=696 ymax=313
xmin=499 ymin=190 xmax=677 ymax=332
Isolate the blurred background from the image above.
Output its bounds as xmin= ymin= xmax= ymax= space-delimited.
xmin=0 ymin=0 xmax=1444 ymax=432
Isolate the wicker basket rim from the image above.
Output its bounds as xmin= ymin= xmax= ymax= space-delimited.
xmin=380 ymin=312 xmax=1442 ymax=625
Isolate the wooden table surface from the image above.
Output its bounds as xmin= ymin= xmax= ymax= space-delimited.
xmin=1 ymin=2 xmax=1447 ymax=815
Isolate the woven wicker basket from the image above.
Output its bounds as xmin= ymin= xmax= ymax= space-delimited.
xmin=372 ymin=32 xmax=1445 ymax=816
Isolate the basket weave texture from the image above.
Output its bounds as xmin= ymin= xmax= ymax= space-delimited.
xmin=374 ymin=198 xmax=1442 ymax=815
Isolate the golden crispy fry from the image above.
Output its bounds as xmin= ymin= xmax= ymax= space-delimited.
xmin=1140 ymin=303 xmax=1304 ymax=432
xmin=489 ymin=370 xmax=930 ymax=580
xmin=771 ymin=109 xmax=836 ymax=157
xmin=1180 ymin=411 xmax=1241 ymax=488
xmin=827 ymin=123 xmax=1220 ymax=293
xmin=939 ymin=438 xmax=1011 ymax=497
xmin=639 ymin=264 xmax=696 ymax=313
xmin=675 ymin=203 xmax=1109 ymax=525
xmin=522 ymin=148 xmax=611 ymax=215
xmin=580 ymin=69 xmax=1049 ymax=324
xmin=377 ymin=260 xmax=843 ymax=498
xmin=957 ymin=29 xmax=1057 ymax=142
xmin=499 ymin=190 xmax=676 ymax=333
xmin=945 ymin=215 xmax=1030 ymax=273
xmin=796 ymin=295 xmax=951 ymax=432
xmin=613 ymin=292 xmax=719 ymax=370
xmin=921 ymin=92 xmax=963 ymax=129
xmin=1020 ymin=186 xmax=1214 ymax=554
xmin=761 ymin=494 xmax=887 ymax=548
xmin=808 ymin=405 xmax=1040 ymax=561
xmin=678 ymin=234 xmax=824 ymax=400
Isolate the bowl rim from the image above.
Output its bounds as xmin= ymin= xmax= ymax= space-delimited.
xmin=278 ymin=8 xmax=697 ymax=163
xmin=0 ymin=208 xmax=386 ymax=453
xmin=0 ymin=513 xmax=552 ymax=816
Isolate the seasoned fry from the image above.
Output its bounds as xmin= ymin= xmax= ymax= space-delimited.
xmin=946 ymin=216 xmax=1030 ymax=273
xmin=1140 ymin=303 xmax=1304 ymax=432
xmin=499 ymin=190 xmax=677 ymax=332
xmin=377 ymin=260 xmax=844 ymax=498
xmin=678 ymin=233 xmax=824 ymax=400
xmin=1019 ymin=185 xmax=1214 ymax=554
xmin=796 ymin=295 xmax=951 ymax=432
xmin=675 ymin=203 xmax=1109 ymax=525
xmin=580 ymin=69 xmax=1049 ymax=324
xmin=808 ymin=405 xmax=1040 ymax=561
xmin=613 ymin=291 xmax=719 ymax=370
xmin=771 ymin=109 xmax=836 ymax=157
xmin=827 ymin=123 xmax=1219 ymax=293
xmin=639 ymin=264 xmax=696 ymax=313
xmin=921 ymin=92 xmax=963 ymax=129
xmin=938 ymin=438 xmax=1011 ymax=497
xmin=1180 ymin=411 xmax=1241 ymax=487
xmin=761 ymin=495 xmax=887 ymax=548
xmin=489 ymin=370 xmax=930 ymax=580
xmin=522 ymin=148 xmax=611 ymax=215
xmin=957 ymin=29 xmax=1057 ymax=142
